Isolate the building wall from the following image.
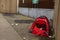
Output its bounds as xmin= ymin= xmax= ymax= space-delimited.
xmin=0 ymin=0 xmax=17 ymax=13
xmin=18 ymin=7 xmax=54 ymax=19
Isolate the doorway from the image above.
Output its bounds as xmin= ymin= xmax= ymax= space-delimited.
xmin=18 ymin=0 xmax=55 ymax=40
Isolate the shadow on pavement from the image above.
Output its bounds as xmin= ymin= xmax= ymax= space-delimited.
xmin=14 ymin=20 xmax=34 ymax=24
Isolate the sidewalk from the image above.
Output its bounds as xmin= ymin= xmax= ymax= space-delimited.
xmin=2 ymin=14 xmax=39 ymax=40
xmin=0 ymin=14 xmax=22 ymax=40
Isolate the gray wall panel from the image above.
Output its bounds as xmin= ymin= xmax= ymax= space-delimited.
xmin=19 ymin=7 xmax=54 ymax=19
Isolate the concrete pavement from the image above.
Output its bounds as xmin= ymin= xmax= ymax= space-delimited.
xmin=0 ymin=14 xmax=22 ymax=40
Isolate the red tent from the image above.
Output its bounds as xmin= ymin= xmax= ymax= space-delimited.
xmin=29 ymin=16 xmax=50 ymax=37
